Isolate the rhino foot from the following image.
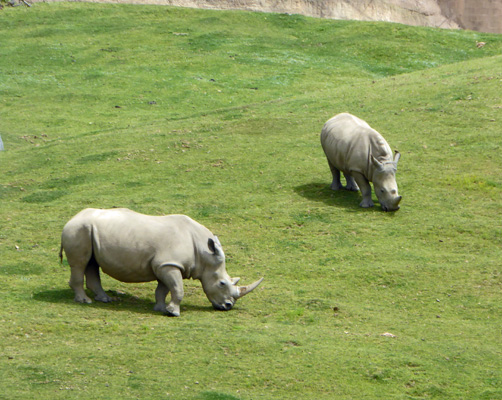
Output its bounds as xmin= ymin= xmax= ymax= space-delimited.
xmin=165 ymin=304 xmax=180 ymax=317
xmin=165 ymin=310 xmax=180 ymax=317
xmin=95 ymin=293 xmax=113 ymax=303
xmin=153 ymin=303 xmax=166 ymax=312
xmin=330 ymin=182 xmax=343 ymax=191
xmin=359 ymin=199 xmax=374 ymax=208
xmin=74 ymin=295 xmax=93 ymax=304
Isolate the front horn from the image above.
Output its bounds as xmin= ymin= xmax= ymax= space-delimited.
xmin=237 ymin=278 xmax=264 ymax=298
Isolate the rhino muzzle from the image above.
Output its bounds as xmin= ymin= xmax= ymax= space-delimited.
xmin=381 ymin=195 xmax=402 ymax=212
xmin=211 ymin=277 xmax=264 ymax=311
xmin=212 ymin=300 xmax=235 ymax=311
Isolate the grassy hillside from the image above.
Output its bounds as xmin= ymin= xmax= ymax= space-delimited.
xmin=1 ymin=3 xmax=501 ymax=399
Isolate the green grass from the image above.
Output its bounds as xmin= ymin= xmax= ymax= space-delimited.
xmin=1 ymin=3 xmax=501 ymax=399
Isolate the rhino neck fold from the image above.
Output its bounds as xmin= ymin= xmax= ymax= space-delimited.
xmin=187 ymin=263 xmax=200 ymax=280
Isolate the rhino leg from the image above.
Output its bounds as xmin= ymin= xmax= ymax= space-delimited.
xmin=155 ymin=266 xmax=184 ymax=317
xmin=153 ymin=280 xmax=169 ymax=312
xmin=69 ymin=264 xmax=93 ymax=304
xmin=351 ymin=172 xmax=374 ymax=208
xmin=63 ymin=224 xmax=94 ymax=303
xmin=327 ymin=160 xmax=343 ymax=190
xmin=343 ymin=173 xmax=359 ymax=191
xmin=66 ymin=250 xmax=93 ymax=304
xmin=85 ymin=261 xmax=113 ymax=303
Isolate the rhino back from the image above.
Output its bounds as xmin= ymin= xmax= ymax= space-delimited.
xmin=321 ymin=113 xmax=393 ymax=179
xmin=89 ymin=210 xmax=198 ymax=282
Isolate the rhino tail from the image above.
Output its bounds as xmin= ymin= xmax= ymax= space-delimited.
xmin=59 ymin=241 xmax=64 ymax=265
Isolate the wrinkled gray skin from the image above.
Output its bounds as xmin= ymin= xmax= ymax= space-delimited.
xmin=60 ymin=208 xmax=263 ymax=316
xmin=321 ymin=113 xmax=402 ymax=211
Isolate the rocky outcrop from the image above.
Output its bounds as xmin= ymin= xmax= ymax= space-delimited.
xmin=44 ymin=0 xmax=456 ymax=28
xmin=31 ymin=0 xmax=502 ymax=32
xmin=439 ymin=0 xmax=502 ymax=33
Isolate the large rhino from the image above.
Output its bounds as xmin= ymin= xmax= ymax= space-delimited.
xmin=320 ymin=113 xmax=402 ymax=211
xmin=60 ymin=208 xmax=263 ymax=316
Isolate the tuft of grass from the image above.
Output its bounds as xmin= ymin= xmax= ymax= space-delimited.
xmin=1 ymin=3 xmax=501 ymax=399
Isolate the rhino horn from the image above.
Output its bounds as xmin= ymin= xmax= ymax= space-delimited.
xmin=394 ymin=150 xmax=401 ymax=164
xmin=371 ymin=154 xmax=383 ymax=169
xmin=236 ymin=277 xmax=264 ymax=298
xmin=231 ymin=277 xmax=241 ymax=285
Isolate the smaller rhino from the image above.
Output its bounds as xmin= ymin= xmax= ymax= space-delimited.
xmin=320 ymin=113 xmax=402 ymax=211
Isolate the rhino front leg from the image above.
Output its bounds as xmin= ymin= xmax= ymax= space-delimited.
xmin=153 ymin=280 xmax=169 ymax=312
xmin=155 ymin=266 xmax=184 ymax=317
xmin=351 ymin=172 xmax=374 ymax=208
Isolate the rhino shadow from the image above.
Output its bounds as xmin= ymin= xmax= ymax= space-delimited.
xmin=294 ymin=182 xmax=372 ymax=211
xmin=33 ymin=289 xmax=213 ymax=315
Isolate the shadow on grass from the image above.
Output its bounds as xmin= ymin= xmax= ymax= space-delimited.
xmin=294 ymin=181 xmax=369 ymax=211
xmin=33 ymin=288 xmax=214 ymax=315
xmin=197 ymin=392 xmax=241 ymax=400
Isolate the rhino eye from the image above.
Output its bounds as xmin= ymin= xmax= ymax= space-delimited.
xmin=219 ymin=280 xmax=227 ymax=287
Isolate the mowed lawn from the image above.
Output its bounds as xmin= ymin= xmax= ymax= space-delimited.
xmin=0 ymin=3 xmax=501 ymax=399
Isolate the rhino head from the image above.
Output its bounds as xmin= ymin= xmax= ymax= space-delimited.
xmin=201 ymin=237 xmax=263 ymax=311
xmin=371 ymin=151 xmax=402 ymax=212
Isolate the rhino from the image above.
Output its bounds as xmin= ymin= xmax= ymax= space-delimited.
xmin=320 ymin=113 xmax=402 ymax=211
xmin=59 ymin=208 xmax=263 ymax=317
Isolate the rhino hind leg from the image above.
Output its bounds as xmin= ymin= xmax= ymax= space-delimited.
xmin=69 ymin=262 xmax=93 ymax=304
xmin=328 ymin=161 xmax=343 ymax=190
xmin=85 ymin=260 xmax=113 ymax=303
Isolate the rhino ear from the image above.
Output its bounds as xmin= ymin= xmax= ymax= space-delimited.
xmin=394 ymin=150 xmax=401 ymax=165
xmin=208 ymin=238 xmax=216 ymax=254
xmin=208 ymin=237 xmax=223 ymax=257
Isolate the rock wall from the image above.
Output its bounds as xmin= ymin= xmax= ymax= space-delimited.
xmin=47 ymin=0 xmax=458 ymax=29
xmin=31 ymin=0 xmax=502 ymax=32
xmin=438 ymin=0 xmax=502 ymax=33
